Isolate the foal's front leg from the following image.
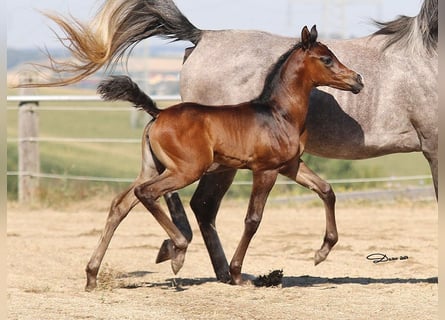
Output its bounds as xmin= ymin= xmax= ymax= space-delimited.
xmin=230 ymin=170 xmax=278 ymax=285
xmin=280 ymin=159 xmax=338 ymax=265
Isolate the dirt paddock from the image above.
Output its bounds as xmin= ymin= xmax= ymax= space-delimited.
xmin=7 ymin=199 xmax=437 ymax=319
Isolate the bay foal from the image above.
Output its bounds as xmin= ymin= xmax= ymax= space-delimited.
xmin=93 ymin=25 xmax=363 ymax=289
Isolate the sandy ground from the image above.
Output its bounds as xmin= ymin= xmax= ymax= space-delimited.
xmin=7 ymin=199 xmax=437 ymax=320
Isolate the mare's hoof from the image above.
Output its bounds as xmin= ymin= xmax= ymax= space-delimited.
xmin=217 ymin=271 xmax=232 ymax=284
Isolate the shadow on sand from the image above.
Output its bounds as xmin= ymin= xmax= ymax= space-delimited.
xmin=281 ymin=275 xmax=438 ymax=288
xmin=116 ymin=271 xmax=437 ymax=291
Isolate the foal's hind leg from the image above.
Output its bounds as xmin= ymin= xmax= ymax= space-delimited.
xmin=156 ymin=169 xmax=235 ymax=282
xmin=85 ymin=123 xmax=191 ymax=290
xmin=156 ymin=192 xmax=193 ymax=263
xmin=85 ymin=184 xmax=190 ymax=291
xmin=135 ymin=170 xmax=197 ymax=274
xmin=280 ymin=159 xmax=338 ymax=265
xmin=85 ymin=183 xmax=140 ymax=291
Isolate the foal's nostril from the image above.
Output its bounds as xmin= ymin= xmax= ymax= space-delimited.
xmin=350 ymin=73 xmax=364 ymax=94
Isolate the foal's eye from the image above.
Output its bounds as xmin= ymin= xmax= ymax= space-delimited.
xmin=320 ymin=56 xmax=333 ymax=66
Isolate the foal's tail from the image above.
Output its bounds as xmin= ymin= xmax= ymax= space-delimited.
xmin=98 ymin=76 xmax=160 ymax=118
xmin=22 ymin=0 xmax=202 ymax=87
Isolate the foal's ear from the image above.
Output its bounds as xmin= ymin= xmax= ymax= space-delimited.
xmin=301 ymin=26 xmax=311 ymax=49
xmin=310 ymin=25 xmax=318 ymax=43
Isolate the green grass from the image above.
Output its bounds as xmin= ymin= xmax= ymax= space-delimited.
xmin=352 ymin=153 xmax=431 ymax=176
xmin=6 ymin=93 xmax=432 ymax=204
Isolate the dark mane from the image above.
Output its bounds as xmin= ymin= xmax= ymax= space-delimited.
xmin=372 ymin=0 xmax=437 ymax=53
xmin=253 ymin=43 xmax=303 ymax=104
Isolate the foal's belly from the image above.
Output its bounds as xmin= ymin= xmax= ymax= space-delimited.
xmin=212 ymin=138 xmax=301 ymax=171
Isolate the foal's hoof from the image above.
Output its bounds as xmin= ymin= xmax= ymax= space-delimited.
xmin=230 ymin=276 xmax=251 ymax=286
xmin=85 ymin=270 xmax=97 ymax=292
xmin=85 ymin=283 xmax=96 ymax=292
xmin=217 ymin=271 xmax=232 ymax=284
xmin=85 ymin=279 xmax=97 ymax=292
xmin=156 ymin=239 xmax=174 ymax=263
xmin=314 ymin=249 xmax=328 ymax=266
xmin=171 ymin=249 xmax=186 ymax=275
xmin=155 ymin=239 xmax=187 ymax=274
xmin=160 ymin=239 xmax=187 ymax=274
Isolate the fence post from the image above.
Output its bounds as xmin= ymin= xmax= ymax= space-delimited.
xmin=18 ymin=76 xmax=40 ymax=204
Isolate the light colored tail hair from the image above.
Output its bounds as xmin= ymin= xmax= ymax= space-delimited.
xmin=22 ymin=0 xmax=201 ymax=87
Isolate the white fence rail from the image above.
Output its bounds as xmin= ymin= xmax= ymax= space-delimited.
xmin=5 ymin=171 xmax=433 ymax=185
xmin=7 ymin=95 xmax=181 ymax=103
xmin=7 ymin=94 xmax=180 ymax=203
xmin=7 ymin=95 xmax=434 ymax=203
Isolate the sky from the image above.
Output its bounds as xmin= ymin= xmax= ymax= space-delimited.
xmin=7 ymin=0 xmax=422 ymax=49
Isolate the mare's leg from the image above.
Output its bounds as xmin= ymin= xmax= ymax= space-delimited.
xmin=85 ymin=182 xmax=140 ymax=291
xmin=423 ymin=151 xmax=438 ymax=200
xmin=135 ymin=170 xmax=197 ymax=274
xmin=164 ymin=192 xmax=192 ymax=242
xmin=230 ymin=170 xmax=278 ymax=285
xmin=279 ymin=159 xmax=338 ymax=265
xmin=189 ymin=169 xmax=237 ymax=283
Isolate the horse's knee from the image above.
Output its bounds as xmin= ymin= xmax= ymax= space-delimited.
xmin=134 ymin=185 xmax=155 ymax=203
xmin=134 ymin=185 xmax=144 ymax=201
xmin=190 ymin=193 xmax=219 ymax=222
xmin=190 ymin=171 xmax=236 ymax=221
xmin=189 ymin=195 xmax=205 ymax=216
xmin=244 ymin=215 xmax=262 ymax=236
xmin=190 ymin=189 xmax=221 ymax=224
xmin=319 ymin=183 xmax=335 ymax=204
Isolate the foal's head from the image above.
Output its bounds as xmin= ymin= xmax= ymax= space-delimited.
xmin=294 ymin=26 xmax=364 ymax=94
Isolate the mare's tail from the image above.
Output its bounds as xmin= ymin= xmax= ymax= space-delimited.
xmin=98 ymin=76 xmax=160 ymax=118
xmin=23 ymin=0 xmax=202 ymax=87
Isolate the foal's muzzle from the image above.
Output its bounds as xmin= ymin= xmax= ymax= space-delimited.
xmin=351 ymin=74 xmax=364 ymax=94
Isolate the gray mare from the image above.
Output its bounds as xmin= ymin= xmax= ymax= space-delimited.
xmin=178 ymin=0 xmax=438 ymax=281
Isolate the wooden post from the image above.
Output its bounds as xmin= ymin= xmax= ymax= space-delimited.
xmin=18 ymin=75 xmax=40 ymax=204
